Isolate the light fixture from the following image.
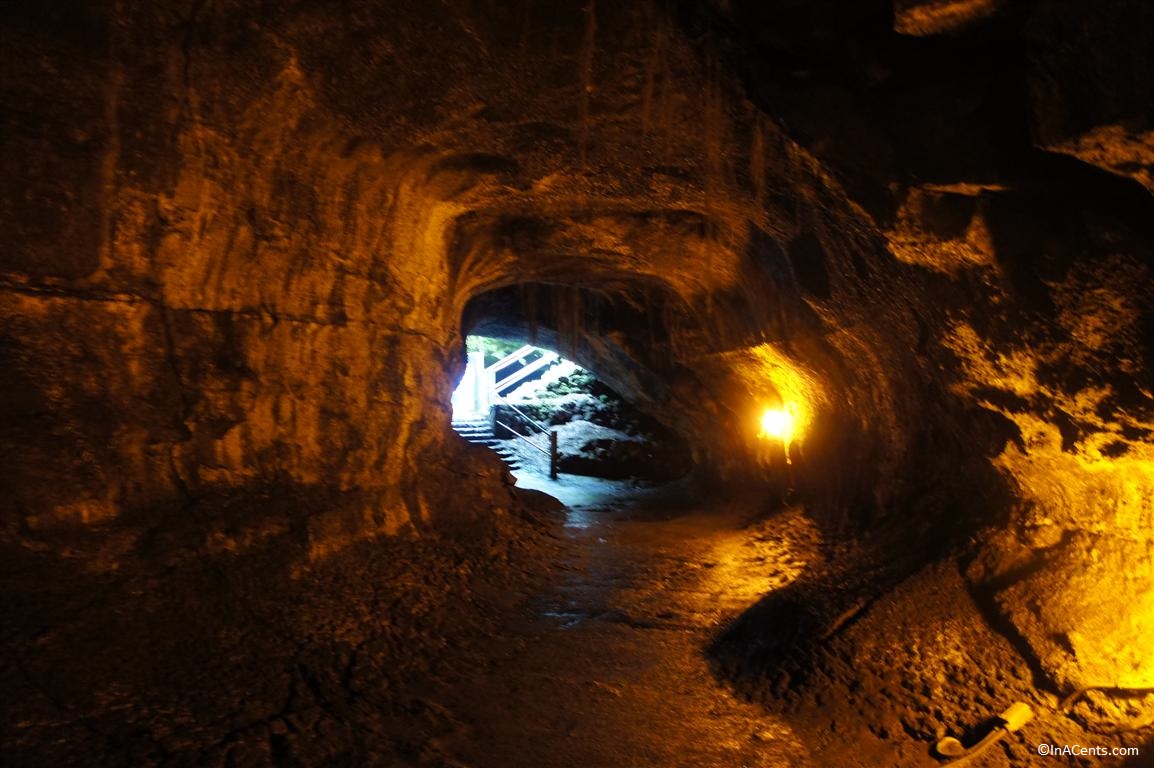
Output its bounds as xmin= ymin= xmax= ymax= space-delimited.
xmin=759 ymin=406 xmax=795 ymax=443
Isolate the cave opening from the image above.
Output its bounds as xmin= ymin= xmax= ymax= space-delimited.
xmin=452 ymin=282 xmax=701 ymax=510
xmin=451 ymin=333 xmax=691 ymax=488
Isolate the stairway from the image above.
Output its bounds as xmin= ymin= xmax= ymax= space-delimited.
xmin=452 ymin=415 xmax=522 ymax=471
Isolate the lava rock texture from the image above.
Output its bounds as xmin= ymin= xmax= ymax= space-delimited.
xmin=2 ymin=0 xmax=1153 ymax=748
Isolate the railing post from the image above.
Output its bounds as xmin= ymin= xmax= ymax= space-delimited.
xmin=483 ymin=363 xmax=496 ymax=412
xmin=549 ymin=430 xmax=559 ymax=480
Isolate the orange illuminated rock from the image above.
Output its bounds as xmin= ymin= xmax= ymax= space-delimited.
xmin=0 ymin=0 xmax=1152 ymax=707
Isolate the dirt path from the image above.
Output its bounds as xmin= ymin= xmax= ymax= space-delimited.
xmin=418 ymin=474 xmax=821 ymax=768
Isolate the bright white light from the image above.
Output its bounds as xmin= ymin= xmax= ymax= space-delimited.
xmin=759 ymin=407 xmax=795 ymax=442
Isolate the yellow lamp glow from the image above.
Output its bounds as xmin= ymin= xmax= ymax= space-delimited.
xmin=759 ymin=406 xmax=795 ymax=443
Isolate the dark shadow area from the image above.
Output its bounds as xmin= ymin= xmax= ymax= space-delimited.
xmin=1122 ymin=735 xmax=1154 ymax=767
xmin=1 ymin=481 xmax=565 ymax=767
xmin=707 ymin=513 xmax=941 ymax=706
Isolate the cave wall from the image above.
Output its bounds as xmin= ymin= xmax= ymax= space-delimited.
xmin=2 ymin=0 xmax=923 ymax=544
xmin=2 ymin=0 xmax=1153 ymax=693
xmin=1 ymin=0 xmax=557 ymax=545
xmin=721 ymin=0 xmax=1154 ymax=691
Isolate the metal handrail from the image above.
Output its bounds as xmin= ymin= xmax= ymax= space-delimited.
xmin=495 ymin=420 xmax=551 ymax=455
xmin=493 ymin=393 xmax=552 ymax=436
xmin=492 ymin=393 xmax=559 ymax=479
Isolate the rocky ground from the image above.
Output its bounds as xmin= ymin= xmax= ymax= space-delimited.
xmin=3 ymin=479 xmax=1152 ymax=767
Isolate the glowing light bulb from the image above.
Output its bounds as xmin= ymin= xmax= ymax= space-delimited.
xmin=759 ymin=407 xmax=795 ymax=442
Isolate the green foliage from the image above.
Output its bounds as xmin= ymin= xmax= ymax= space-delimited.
xmin=465 ymin=336 xmax=528 ymax=367
xmin=544 ymin=369 xmax=598 ymax=396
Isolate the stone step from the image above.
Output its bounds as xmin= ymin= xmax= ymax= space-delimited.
xmin=453 ymin=426 xmax=495 ymax=436
xmin=452 ymin=425 xmax=520 ymax=471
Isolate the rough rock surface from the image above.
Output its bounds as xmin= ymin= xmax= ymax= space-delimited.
xmin=2 ymin=0 xmax=1154 ymax=752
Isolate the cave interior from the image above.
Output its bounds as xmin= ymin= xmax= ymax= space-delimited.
xmin=2 ymin=0 xmax=1154 ymax=766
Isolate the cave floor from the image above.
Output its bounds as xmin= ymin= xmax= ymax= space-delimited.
xmin=5 ymin=476 xmax=1149 ymax=766
xmin=0 ymin=476 xmax=824 ymax=768
xmin=415 ymin=473 xmax=819 ymax=768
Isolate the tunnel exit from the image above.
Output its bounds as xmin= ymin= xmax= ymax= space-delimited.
xmin=451 ymin=335 xmax=691 ymax=486
xmin=451 ymin=336 xmax=570 ymax=420
xmin=451 ymin=336 xmax=567 ymax=479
